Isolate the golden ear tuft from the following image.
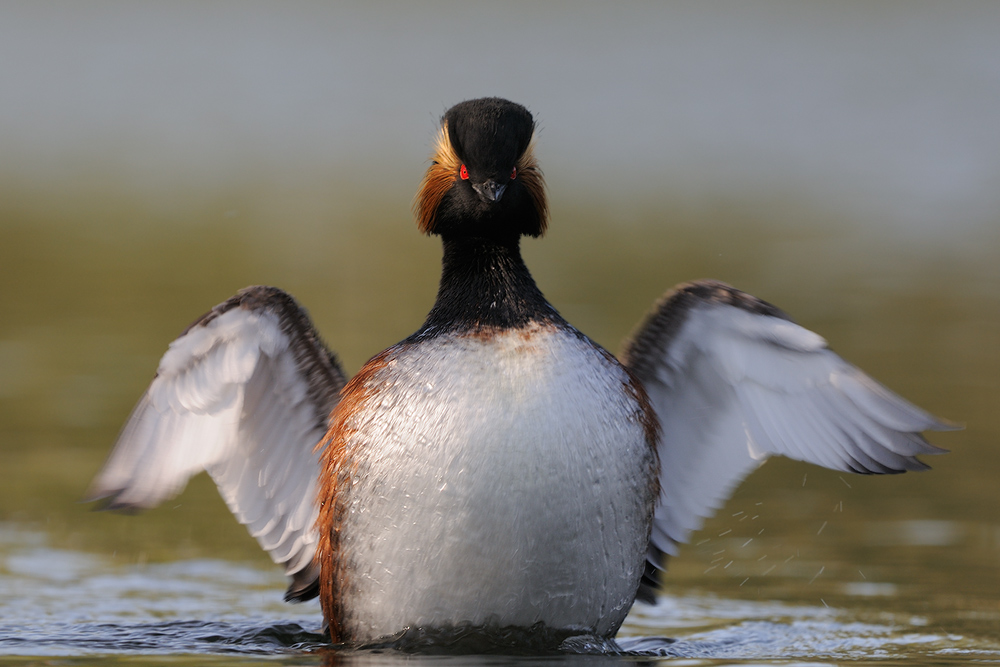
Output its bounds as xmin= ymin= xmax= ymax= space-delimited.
xmin=516 ymin=139 xmax=548 ymax=237
xmin=413 ymin=124 xmax=461 ymax=235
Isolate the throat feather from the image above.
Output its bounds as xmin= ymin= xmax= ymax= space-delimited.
xmin=415 ymin=237 xmax=560 ymax=335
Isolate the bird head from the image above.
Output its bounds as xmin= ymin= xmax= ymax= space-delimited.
xmin=415 ymin=97 xmax=548 ymax=240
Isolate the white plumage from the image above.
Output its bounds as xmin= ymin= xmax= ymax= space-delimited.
xmin=88 ymin=291 xmax=344 ymax=592
xmin=333 ymin=326 xmax=656 ymax=639
xmin=87 ymin=96 xmax=952 ymax=647
xmin=625 ymin=284 xmax=951 ymax=560
xmin=89 ymin=279 xmax=950 ymax=637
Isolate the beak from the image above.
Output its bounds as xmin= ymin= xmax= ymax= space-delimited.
xmin=472 ymin=179 xmax=507 ymax=203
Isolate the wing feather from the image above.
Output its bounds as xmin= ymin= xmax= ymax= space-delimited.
xmin=87 ymin=286 xmax=346 ymax=601
xmin=623 ymin=280 xmax=954 ymax=601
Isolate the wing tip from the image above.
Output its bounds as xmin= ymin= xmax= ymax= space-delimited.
xmin=83 ymin=489 xmax=147 ymax=514
xmin=81 ymin=480 xmax=117 ymax=506
xmin=898 ymin=428 xmax=952 ymax=467
xmin=903 ymin=442 xmax=950 ymax=471
xmin=84 ymin=475 xmax=168 ymax=512
xmin=928 ymin=416 xmax=964 ymax=433
xmin=636 ymin=548 xmax=668 ymax=605
xmin=284 ymin=561 xmax=321 ymax=603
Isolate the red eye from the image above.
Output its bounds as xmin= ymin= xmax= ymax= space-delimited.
xmin=460 ymin=164 xmax=469 ymax=180
xmin=510 ymin=166 xmax=517 ymax=180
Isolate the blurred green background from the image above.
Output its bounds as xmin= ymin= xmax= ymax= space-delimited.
xmin=0 ymin=0 xmax=998 ymax=648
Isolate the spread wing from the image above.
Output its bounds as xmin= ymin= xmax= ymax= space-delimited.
xmin=622 ymin=280 xmax=953 ymax=602
xmin=86 ymin=286 xmax=347 ymax=601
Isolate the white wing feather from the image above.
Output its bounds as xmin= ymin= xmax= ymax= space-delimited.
xmin=88 ymin=288 xmax=345 ymax=596
xmin=625 ymin=281 xmax=952 ymax=560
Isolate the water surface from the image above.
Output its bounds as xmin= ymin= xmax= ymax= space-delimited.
xmin=1 ymin=2 xmax=999 ymax=664
xmin=2 ymin=205 xmax=997 ymax=664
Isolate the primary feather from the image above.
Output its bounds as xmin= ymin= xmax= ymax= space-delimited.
xmin=623 ymin=280 xmax=952 ymax=601
xmin=88 ymin=99 xmax=952 ymax=647
xmin=87 ymin=286 xmax=346 ymax=600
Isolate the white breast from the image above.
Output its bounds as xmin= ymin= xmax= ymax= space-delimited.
xmin=333 ymin=324 xmax=657 ymax=642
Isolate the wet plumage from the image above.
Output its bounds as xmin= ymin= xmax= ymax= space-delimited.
xmin=88 ymin=97 xmax=951 ymax=648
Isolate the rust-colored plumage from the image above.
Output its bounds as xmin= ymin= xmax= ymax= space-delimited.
xmin=622 ymin=373 xmax=661 ymax=463
xmin=515 ymin=138 xmax=548 ymax=236
xmin=414 ymin=123 xmax=548 ymax=236
xmin=85 ymin=96 xmax=951 ymax=650
xmin=415 ymin=124 xmax=462 ymax=235
xmin=315 ymin=349 xmax=396 ymax=642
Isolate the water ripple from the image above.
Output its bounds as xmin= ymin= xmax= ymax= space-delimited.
xmin=1 ymin=525 xmax=996 ymax=662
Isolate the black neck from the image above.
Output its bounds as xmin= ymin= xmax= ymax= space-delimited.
xmin=413 ymin=235 xmax=561 ymax=337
